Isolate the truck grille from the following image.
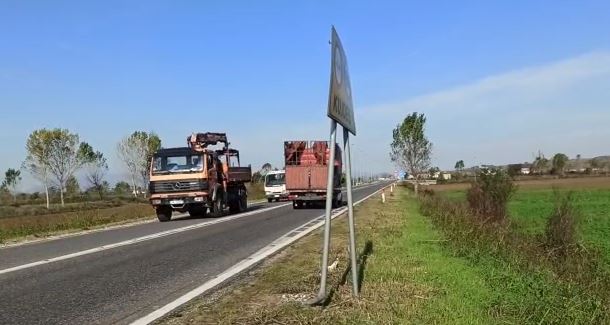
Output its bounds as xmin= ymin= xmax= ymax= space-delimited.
xmin=149 ymin=179 xmax=208 ymax=194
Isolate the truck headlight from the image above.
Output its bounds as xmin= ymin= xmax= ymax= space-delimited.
xmin=194 ymin=197 xmax=204 ymax=202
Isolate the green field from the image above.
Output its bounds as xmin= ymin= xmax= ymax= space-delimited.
xmin=510 ymin=189 xmax=610 ymax=261
xmin=435 ymin=186 xmax=610 ymax=265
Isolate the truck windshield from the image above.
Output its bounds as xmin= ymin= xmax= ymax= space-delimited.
xmin=152 ymin=155 xmax=204 ymax=174
xmin=265 ymin=173 xmax=285 ymax=187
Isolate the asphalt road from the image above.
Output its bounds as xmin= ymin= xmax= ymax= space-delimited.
xmin=0 ymin=182 xmax=388 ymax=325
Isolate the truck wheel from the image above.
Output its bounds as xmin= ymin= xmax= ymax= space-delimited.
xmin=229 ymin=192 xmax=247 ymax=214
xmin=293 ymin=201 xmax=302 ymax=209
xmin=210 ymin=199 xmax=223 ymax=217
xmin=156 ymin=207 xmax=172 ymax=222
xmin=267 ymin=198 xmax=273 ymax=203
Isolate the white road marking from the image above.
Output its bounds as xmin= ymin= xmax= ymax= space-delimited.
xmin=0 ymin=203 xmax=291 ymax=276
xmin=131 ymin=184 xmax=390 ymax=325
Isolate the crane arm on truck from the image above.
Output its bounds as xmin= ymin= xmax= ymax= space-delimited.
xmin=188 ymin=132 xmax=229 ymax=151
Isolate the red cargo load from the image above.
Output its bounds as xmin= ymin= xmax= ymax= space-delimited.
xmin=284 ymin=141 xmax=343 ymax=208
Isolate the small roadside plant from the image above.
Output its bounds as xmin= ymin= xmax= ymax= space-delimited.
xmin=545 ymin=190 xmax=580 ymax=255
xmin=466 ymin=169 xmax=516 ymax=222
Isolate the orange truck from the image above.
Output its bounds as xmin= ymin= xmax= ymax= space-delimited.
xmin=148 ymin=133 xmax=251 ymax=222
xmin=284 ymin=141 xmax=343 ymax=209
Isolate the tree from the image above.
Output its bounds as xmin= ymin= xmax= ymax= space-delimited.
xmin=114 ymin=181 xmax=132 ymax=196
xmin=454 ymin=160 xmax=465 ymax=172
xmin=81 ymin=143 xmax=108 ymax=199
xmin=576 ymin=154 xmax=583 ymax=173
xmin=590 ymin=158 xmax=601 ymax=174
xmin=251 ymin=171 xmax=263 ymax=184
xmin=507 ymin=164 xmax=522 ymax=177
xmin=390 ymin=112 xmax=432 ymax=194
xmin=261 ymin=163 xmax=272 ymax=176
xmin=532 ymin=151 xmax=549 ymax=175
xmin=429 ymin=166 xmax=440 ymax=178
xmin=117 ymin=131 xmax=161 ymax=197
xmin=42 ymin=129 xmax=89 ymax=206
xmin=551 ymin=153 xmax=569 ymax=176
xmin=65 ymin=175 xmax=81 ymax=197
xmin=23 ymin=129 xmax=54 ymax=208
xmin=1 ymin=168 xmax=22 ymax=202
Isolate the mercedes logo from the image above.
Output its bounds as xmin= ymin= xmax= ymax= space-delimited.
xmin=174 ymin=182 xmax=185 ymax=190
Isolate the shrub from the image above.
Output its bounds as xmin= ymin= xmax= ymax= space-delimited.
xmin=466 ymin=170 xmax=516 ymax=222
xmin=545 ymin=191 xmax=579 ymax=253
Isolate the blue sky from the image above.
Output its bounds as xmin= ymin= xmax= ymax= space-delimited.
xmin=1 ymin=1 xmax=610 ymax=190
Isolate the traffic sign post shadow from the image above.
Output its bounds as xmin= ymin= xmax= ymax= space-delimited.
xmin=308 ymin=26 xmax=358 ymax=305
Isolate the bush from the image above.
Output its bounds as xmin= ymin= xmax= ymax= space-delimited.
xmin=545 ymin=191 xmax=579 ymax=253
xmin=466 ymin=170 xmax=516 ymax=222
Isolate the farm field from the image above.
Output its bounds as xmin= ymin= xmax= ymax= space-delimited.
xmin=428 ymin=177 xmax=610 ymax=265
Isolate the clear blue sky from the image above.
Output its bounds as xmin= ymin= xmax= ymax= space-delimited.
xmin=1 ymin=1 xmax=610 ymax=190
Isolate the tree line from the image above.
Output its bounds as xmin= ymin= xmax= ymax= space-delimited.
xmin=0 ymin=129 xmax=161 ymax=208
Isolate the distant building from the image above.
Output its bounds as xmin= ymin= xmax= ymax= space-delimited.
xmin=432 ymin=171 xmax=452 ymax=180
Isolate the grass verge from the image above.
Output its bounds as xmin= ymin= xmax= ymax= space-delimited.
xmin=162 ymin=186 xmax=588 ymax=324
xmin=0 ymin=203 xmax=154 ymax=244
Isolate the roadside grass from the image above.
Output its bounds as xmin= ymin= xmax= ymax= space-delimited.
xmin=0 ymin=200 xmax=130 ymax=219
xmin=0 ymin=203 xmax=154 ymax=244
xmin=246 ymin=183 xmax=266 ymax=201
xmin=162 ymin=186 xmax=593 ymax=325
xmin=0 ymin=188 xmax=268 ymax=244
xmin=510 ymin=189 xmax=610 ymax=262
xmin=432 ymin=185 xmax=610 ymax=266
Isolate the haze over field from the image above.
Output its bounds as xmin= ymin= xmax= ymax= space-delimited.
xmin=1 ymin=1 xmax=609 ymax=191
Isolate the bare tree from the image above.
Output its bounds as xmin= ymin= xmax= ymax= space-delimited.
xmin=81 ymin=143 xmax=109 ymax=199
xmin=390 ymin=112 xmax=432 ymax=194
xmin=117 ymin=131 xmax=161 ymax=197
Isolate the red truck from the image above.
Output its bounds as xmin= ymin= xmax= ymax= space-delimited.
xmin=284 ymin=141 xmax=343 ymax=209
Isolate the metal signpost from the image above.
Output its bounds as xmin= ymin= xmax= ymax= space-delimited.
xmin=309 ymin=26 xmax=358 ymax=305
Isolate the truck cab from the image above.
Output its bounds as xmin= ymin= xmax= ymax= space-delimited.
xmin=264 ymin=170 xmax=287 ymax=202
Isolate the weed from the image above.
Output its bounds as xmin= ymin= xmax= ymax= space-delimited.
xmin=466 ymin=170 xmax=516 ymax=222
xmin=545 ymin=190 xmax=579 ymax=255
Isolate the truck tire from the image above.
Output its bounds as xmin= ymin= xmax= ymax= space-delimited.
xmin=229 ymin=192 xmax=247 ymax=214
xmin=293 ymin=200 xmax=302 ymax=209
xmin=210 ymin=199 xmax=223 ymax=217
xmin=267 ymin=198 xmax=273 ymax=203
xmin=156 ymin=207 xmax=172 ymax=222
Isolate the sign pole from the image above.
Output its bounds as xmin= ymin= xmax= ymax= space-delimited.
xmin=310 ymin=119 xmax=338 ymax=304
xmin=343 ymin=126 xmax=358 ymax=296
xmin=309 ymin=26 xmax=357 ymax=305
